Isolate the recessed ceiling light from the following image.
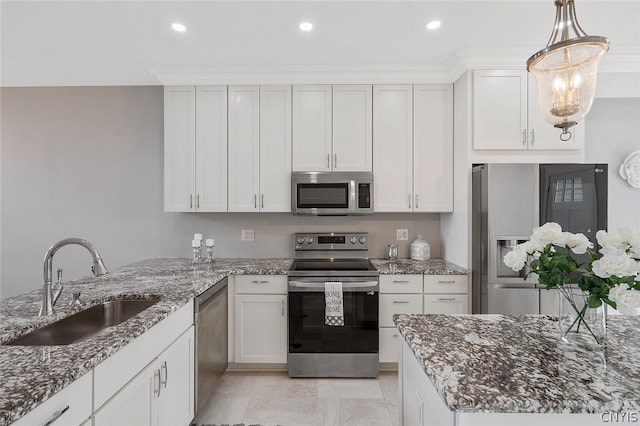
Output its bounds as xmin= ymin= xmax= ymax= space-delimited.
xmin=299 ymin=22 xmax=313 ymax=32
xmin=172 ymin=23 xmax=187 ymax=33
xmin=426 ymin=20 xmax=441 ymax=30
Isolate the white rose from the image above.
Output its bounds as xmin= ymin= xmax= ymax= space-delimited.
xmin=617 ymin=226 xmax=640 ymax=259
xmin=619 ymin=150 xmax=640 ymax=188
xmin=608 ymin=283 xmax=640 ymax=315
xmin=564 ymin=233 xmax=593 ymax=254
xmin=531 ymin=222 xmax=564 ymax=246
xmin=503 ymin=244 xmax=529 ymax=271
xmin=592 ymin=252 xmax=640 ymax=278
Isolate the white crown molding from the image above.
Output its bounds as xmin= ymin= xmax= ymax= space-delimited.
xmin=150 ymin=46 xmax=640 ymax=85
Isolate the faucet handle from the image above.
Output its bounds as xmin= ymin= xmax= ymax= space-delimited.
xmin=56 ymin=268 xmax=63 ymax=285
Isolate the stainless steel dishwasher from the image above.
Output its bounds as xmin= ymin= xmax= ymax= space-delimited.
xmin=194 ymin=277 xmax=228 ymax=414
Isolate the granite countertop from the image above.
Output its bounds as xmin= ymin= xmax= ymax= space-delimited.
xmin=0 ymin=258 xmax=292 ymax=425
xmin=370 ymin=258 xmax=469 ymax=275
xmin=394 ymin=313 xmax=640 ymax=414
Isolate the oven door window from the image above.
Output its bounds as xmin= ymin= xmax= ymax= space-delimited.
xmin=296 ymin=183 xmax=349 ymax=209
xmin=288 ymin=291 xmax=378 ymax=354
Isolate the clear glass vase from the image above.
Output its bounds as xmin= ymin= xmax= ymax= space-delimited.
xmin=557 ymin=286 xmax=606 ymax=350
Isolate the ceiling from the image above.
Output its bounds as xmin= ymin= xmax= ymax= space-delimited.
xmin=1 ymin=1 xmax=639 ymax=87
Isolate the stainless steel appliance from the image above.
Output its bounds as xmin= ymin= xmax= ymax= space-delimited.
xmin=288 ymin=232 xmax=379 ymax=378
xmin=472 ymin=164 xmax=540 ymax=314
xmin=194 ymin=277 xmax=228 ymax=414
xmin=291 ymin=172 xmax=373 ymax=216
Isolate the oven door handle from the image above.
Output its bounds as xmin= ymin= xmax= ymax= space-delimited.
xmin=288 ymin=280 xmax=378 ymax=290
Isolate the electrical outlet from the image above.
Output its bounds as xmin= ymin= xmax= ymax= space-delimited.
xmin=241 ymin=229 xmax=254 ymax=241
xmin=396 ymin=229 xmax=408 ymax=240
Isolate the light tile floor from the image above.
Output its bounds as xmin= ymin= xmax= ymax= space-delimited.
xmin=193 ymin=371 xmax=399 ymax=426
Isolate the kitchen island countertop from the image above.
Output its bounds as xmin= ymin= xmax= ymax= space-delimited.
xmin=394 ymin=313 xmax=640 ymax=415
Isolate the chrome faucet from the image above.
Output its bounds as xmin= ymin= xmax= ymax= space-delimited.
xmin=39 ymin=238 xmax=109 ymax=316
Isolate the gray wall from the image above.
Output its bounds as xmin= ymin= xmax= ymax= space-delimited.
xmin=585 ymin=98 xmax=640 ymax=230
xmin=0 ymin=86 xmax=441 ymax=299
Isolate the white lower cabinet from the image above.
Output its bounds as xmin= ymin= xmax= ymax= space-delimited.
xmin=234 ymin=275 xmax=287 ymax=364
xmin=94 ymin=327 xmax=195 ymax=426
xmin=12 ymin=371 xmax=92 ymax=426
xmin=424 ymin=294 xmax=469 ymax=314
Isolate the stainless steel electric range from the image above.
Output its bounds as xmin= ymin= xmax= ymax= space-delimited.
xmin=288 ymin=232 xmax=379 ymax=378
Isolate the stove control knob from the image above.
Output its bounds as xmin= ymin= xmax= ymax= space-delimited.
xmin=296 ymin=236 xmax=305 ymax=245
xmin=359 ymin=236 xmax=367 ymax=244
xmin=305 ymin=236 xmax=314 ymax=244
xmin=350 ymin=236 xmax=358 ymax=244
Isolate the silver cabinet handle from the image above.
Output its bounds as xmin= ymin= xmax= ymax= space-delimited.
xmin=189 ymin=194 xmax=193 ymax=209
xmin=522 ymin=129 xmax=527 ymax=145
xmin=530 ymin=129 xmax=535 ymax=144
xmin=160 ymin=360 xmax=168 ymax=389
xmin=408 ymin=195 xmax=412 ymax=209
xmin=251 ymin=280 xmax=270 ymax=284
xmin=254 ymin=194 xmax=257 ymax=208
xmin=261 ymin=194 xmax=264 ymax=209
xmin=154 ymin=368 xmax=162 ymax=397
xmin=415 ymin=194 xmax=419 ymax=209
xmin=392 ymin=300 xmax=410 ymax=304
xmin=327 ymin=153 xmax=330 ymax=169
xmin=438 ymin=280 xmax=456 ymax=284
xmin=392 ymin=280 xmax=410 ymax=284
xmin=438 ymin=297 xmax=457 ymax=301
xmin=334 ymin=153 xmax=337 ymax=169
xmin=392 ymin=334 xmax=399 ymax=338
xmin=43 ymin=405 xmax=69 ymax=426
xmin=196 ymin=194 xmax=200 ymax=209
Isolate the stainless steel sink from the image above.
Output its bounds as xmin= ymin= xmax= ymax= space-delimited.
xmin=4 ymin=299 xmax=159 ymax=346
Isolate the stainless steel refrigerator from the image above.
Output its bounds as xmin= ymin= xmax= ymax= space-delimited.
xmin=472 ymin=163 xmax=608 ymax=314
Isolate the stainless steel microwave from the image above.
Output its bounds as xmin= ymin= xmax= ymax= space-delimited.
xmin=291 ymin=172 xmax=373 ymax=216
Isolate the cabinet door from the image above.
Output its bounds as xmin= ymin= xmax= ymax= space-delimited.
xmin=164 ymin=86 xmax=196 ymax=212
xmin=379 ymin=327 xmax=402 ymax=363
xmin=332 ymin=85 xmax=372 ymax=171
xmin=94 ymin=361 xmax=156 ymax=426
xmin=413 ymin=84 xmax=453 ymax=212
xmin=235 ymin=294 xmax=287 ymax=363
xmin=473 ymin=70 xmax=528 ymax=150
xmin=373 ymin=85 xmax=413 ymax=212
xmin=228 ymin=85 xmax=260 ymax=212
xmin=424 ymin=294 xmax=469 ymax=314
xmin=260 ymin=85 xmax=292 ymax=212
xmin=292 ymin=85 xmax=332 ymax=171
xmin=196 ymin=85 xmax=228 ymax=212
xmin=527 ymin=75 xmax=584 ymax=150
xmin=157 ymin=327 xmax=195 ymax=426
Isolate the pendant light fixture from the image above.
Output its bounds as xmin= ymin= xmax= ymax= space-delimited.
xmin=527 ymin=0 xmax=609 ymax=141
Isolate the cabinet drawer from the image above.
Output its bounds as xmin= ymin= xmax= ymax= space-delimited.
xmin=424 ymin=294 xmax=469 ymax=314
xmin=379 ymin=327 xmax=402 ymax=363
xmin=423 ymin=274 xmax=468 ymax=294
xmin=379 ymin=294 xmax=423 ymax=327
xmin=13 ymin=371 xmax=92 ymax=426
xmin=379 ymin=274 xmax=423 ymax=293
xmin=235 ymin=275 xmax=287 ymax=294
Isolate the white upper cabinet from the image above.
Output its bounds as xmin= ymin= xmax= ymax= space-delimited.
xmin=413 ymin=85 xmax=453 ymax=212
xmin=228 ymin=85 xmax=292 ymax=212
xmin=164 ymin=85 xmax=227 ymax=212
xmin=259 ymin=85 xmax=292 ymax=212
xmin=332 ymin=85 xmax=373 ymax=171
xmin=473 ymin=70 xmax=583 ymax=151
xmin=292 ymin=84 xmax=372 ymax=172
xmin=292 ymin=85 xmax=333 ymax=171
xmin=228 ymin=85 xmax=260 ymax=212
xmin=373 ymin=85 xmax=413 ymax=212
xmin=373 ymin=84 xmax=453 ymax=212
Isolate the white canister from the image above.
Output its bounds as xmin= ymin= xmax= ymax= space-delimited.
xmin=410 ymin=234 xmax=430 ymax=261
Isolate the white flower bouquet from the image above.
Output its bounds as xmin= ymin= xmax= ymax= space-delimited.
xmin=504 ymin=222 xmax=640 ymax=313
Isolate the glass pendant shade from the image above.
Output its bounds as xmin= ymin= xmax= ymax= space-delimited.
xmin=527 ymin=0 xmax=609 ymax=137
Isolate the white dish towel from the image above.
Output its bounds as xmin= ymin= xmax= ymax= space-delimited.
xmin=325 ymin=281 xmax=344 ymax=326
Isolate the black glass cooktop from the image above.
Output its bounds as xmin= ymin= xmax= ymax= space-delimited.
xmin=290 ymin=258 xmax=376 ymax=272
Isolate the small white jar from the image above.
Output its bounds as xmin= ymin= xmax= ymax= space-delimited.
xmin=410 ymin=234 xmax=430 ymax=261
